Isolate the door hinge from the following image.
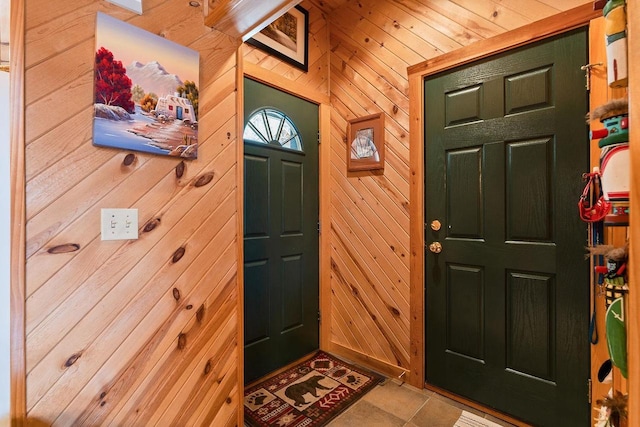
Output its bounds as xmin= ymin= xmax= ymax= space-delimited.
xmin=588 ymin=378 xmax=592 ymax=404
xmin=318 ymin=310 xmax=321 ymax=323
xmin=317 ymin=131 xmax=321 ymax=144
xmin=318 ymin=221 xmax=321 ymax=234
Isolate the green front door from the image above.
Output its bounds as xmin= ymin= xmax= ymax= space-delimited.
xmin=243 ymin=77 xmax=319 ymax=384
xmin=425 ymin=30 xmax=590 ymax=426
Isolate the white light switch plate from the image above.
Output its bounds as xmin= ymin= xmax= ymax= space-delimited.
xmin=101 ymin=208 xmax=139 ymax=241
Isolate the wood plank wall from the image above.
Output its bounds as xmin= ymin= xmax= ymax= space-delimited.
xmin=16 ymin=0 xmax=601 ymax=423
xmin=326 ymin=0 xmax=591 ymax=383
xmin=23 ymin=0 xmax=241 ymax=424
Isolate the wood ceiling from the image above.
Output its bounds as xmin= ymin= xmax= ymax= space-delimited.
xmin=204 ymin=0 xmax=348 ymax=39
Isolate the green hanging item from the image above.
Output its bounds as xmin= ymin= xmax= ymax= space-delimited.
xmin=605 ymin=297 xmax=627 ymax=378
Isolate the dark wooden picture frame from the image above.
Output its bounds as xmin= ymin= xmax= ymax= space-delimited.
xmin=247 ymin=5 xmax=309 ymax=72
xmin=347 ymin=112 xmax=385 ymax=171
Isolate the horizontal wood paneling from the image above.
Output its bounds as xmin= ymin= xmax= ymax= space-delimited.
xmin=327 ymin=0 xmax=591 ymax=385
xmin=23 ymin=0 xmax=241 ymax=423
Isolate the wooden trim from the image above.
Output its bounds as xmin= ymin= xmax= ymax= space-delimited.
xmin=330 ymin=342 xmax=407 ymax=381
xmin=407 ymin=4 xmax=600 ymax=78
xmin=319 ymin=102 xmax=332 ymax=351
xmin=235 ymin=47 xmax=245 ymax=427
xmin=10 ymin=0 xmax=27 ymax=424
xmin=627 ymin=2 xmax=639 ymax=426
xmin=243 ymin=61 xmax=330 ymax=105
xmin=408 ymin=72 xmax=424 ymax=390
xmin=424 ymin=384 xmax=532 ymax=427
xmin=407 ymin=2 xmax=601 ymax=396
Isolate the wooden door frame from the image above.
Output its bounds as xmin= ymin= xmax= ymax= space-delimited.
xmin=407 ymin=2 xmax=601 ymax=393
xmin=237 ymin=58 xmax=331 ymax=424
xmin=9 ymin=0 xmax=27 ymax=423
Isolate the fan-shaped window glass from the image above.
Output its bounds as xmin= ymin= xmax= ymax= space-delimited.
xmin=244 ymin=108 xmax=303 ymax=151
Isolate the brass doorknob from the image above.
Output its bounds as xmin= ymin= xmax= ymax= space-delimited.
xmin=428 ymin=242 xmax=442 ymax=254
xmin=430 ymin=220 xmax=442 ymax=231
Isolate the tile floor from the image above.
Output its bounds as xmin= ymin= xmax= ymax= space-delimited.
xmin=327 ymin=379 xmax=519 ymax=427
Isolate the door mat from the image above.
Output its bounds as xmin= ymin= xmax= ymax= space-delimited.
xmin=454 ymin=410 xmax=503 ymax=427
xmin=244 ymin=351 xmax=384 ymax=427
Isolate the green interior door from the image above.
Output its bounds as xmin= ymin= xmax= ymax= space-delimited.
xmin=243 ymin=77 xmax=319 ymax=384
xmin=425 ymin=29 xmax=590 ymax=426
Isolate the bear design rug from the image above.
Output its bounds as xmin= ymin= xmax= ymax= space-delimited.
xmin=244 ymin=351 xmax=384 ymax=427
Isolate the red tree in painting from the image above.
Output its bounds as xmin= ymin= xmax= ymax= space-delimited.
xmin=95 ymin=47 xmax=135 ymax=113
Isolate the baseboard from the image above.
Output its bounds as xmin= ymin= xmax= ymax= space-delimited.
xmin=325 ymin=342 xmax=409 ymax=383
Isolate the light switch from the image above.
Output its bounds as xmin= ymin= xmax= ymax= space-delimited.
xmin=101 ymin=208 xmax=139 ymax=240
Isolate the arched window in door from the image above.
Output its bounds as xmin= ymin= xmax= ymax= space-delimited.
xmin=243 ymin=108 xmax=303 ymax=151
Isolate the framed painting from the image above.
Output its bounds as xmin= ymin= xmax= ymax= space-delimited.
xmin=93 ymin=12 xmax=200 ymax=159
xmin=347 ymin=112 xmax=385 ymax=172
xmin=247 ymin=5 xmax=309 ymax=72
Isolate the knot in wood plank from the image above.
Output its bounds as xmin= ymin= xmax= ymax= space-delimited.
xmin=47 ymin=243 xmax=80 ymax=254
xmin=194 ymin=172 xmax=214 ymax=187
xmin=122 ymin=153 xmax=137 ymax=166
xmin=204 ymin=360 xmax=212 ymax=375
xmin=175 ymin=161 xmax=186 ymax=178
xmin=173 ymin=288 xmax=181 ymax=301
xmin=178 ymin=333 xmax=187 ymax=350
xmin=64 ymin=352 xmax=82 ymax=368
xmin=172 ymin=246 xmax=186 ymax=263
xmin=143 ymin=217 xmax=161 ymax=233
xmin=196 ymin=305 xmax=206 ymax=323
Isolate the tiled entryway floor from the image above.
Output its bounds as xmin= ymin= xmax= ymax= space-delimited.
xmin=327 ymin=379 xmax=519 ymax=427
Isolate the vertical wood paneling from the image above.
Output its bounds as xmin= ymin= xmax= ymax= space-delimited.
xmin=23 ymin=0 xmax=241 ymax=423
xmin=328 ymin=0 xmax=592 ymax=385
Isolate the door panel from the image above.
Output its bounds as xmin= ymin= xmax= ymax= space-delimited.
xmin=425 ymin=30 xmax=589 ymax=426
xmin=243 ymin=78 xmax=319 ymax=384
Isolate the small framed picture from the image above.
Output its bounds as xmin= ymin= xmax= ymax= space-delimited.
xmin=347 ymin=112 xmax=385 ymax=171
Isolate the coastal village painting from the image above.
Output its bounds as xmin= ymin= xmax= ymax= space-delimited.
xmin=93 ymin=12 xmax=200 ymax=159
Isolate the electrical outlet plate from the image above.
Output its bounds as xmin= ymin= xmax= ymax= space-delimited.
xmin=101 ymin=208 xmax=139 ymax=241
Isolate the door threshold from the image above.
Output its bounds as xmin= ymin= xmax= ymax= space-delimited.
xmin=424 ymin=383 xmax=533 ymax=427
xmin=244 ymin=349 xmax=318 ymax=388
